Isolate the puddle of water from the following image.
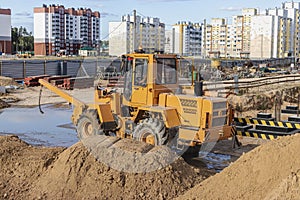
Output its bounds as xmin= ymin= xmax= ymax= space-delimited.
xmin=199 ymin=152 xmax=232 ymax=172
xmin=0 ymin=104 xmax=78 ymax=147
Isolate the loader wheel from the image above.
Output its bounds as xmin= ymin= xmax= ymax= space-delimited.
xmin=133 ymin=118 xmax=168 ymax=146
xmin=77 ymin=109 xmax=101 ymax=139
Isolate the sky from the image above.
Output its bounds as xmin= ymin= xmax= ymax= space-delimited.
xmin=0 ymin=0 xmax=291 ymax=40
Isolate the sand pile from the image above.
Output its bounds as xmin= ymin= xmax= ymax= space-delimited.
xmin=0 ymin=135 xmax=64 ymax=200
xmin=3 ymin=131 xmax=300 ymax=199
xmin=177 ymin=134 xmax=300 ymax=200
xmin=29 ymin=142 xmax=209 ymax=200
xmin=0 ymin=99 xmax=9 ymax=109
xmin=0 ymin=76 xmax=18 ymax=86
xmin=0 ymin=135 xmax=210 ymax=200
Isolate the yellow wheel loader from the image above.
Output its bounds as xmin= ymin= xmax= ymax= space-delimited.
xmin=39 ymin=52 xmax=235 ymax=155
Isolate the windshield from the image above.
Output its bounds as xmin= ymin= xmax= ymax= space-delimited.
xmin=155 ymin=58 xmax=177 ymax=84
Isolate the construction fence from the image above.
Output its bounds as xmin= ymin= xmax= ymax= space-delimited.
xmin=0 ymin=58 xmax=115 ymax=79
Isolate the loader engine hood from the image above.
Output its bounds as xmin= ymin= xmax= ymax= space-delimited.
xmin=165 ymin=94 xmax=228 ymax=128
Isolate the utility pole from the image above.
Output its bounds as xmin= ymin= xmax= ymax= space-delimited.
xmin=133 ymin=9 xmax=137 ymax=53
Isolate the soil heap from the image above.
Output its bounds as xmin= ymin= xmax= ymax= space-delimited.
xmin=0 ymin=76 xmax=18 ymax=87
xmin=0 ymin=99 xmax=9 ymax=109
xmin=177 ymin=134 xmax=300 ymax=200
xmin=0 ymin=135 xmax=64 ymax=199
xmin=0 ymin=135 xmax=211 ymax=200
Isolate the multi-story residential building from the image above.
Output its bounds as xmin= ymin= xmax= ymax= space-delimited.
xmin=204 ymin=18 xmax=228 ymax=58
xmin=109 ymin=13 xmax=165 ymax=56
xmin=230 ymin=8 xmax=258 ymax=58
xmin=202 ymin=9 xmax=257 ymax=59
xmin=170 ymin=21 xmax=202 ymax=56
xmin=164 ymin=30 xmax=174 ymax=54
xmin=267 ymin=7 xmax=292 ymax=58
xmin=250 ymin=14 xmax=292 ymax=59
xmin=201 ymin=6 xmax=293 ymax=60
xmin=34 ymin=4 xmax=100 ymax=56
xmin=279 ymin=2 xmax=300 ymax=58
xmin=140 ymin=17 xmax=165 ymax=53
xmin=0 ymin=8 xmax=11 ymax=54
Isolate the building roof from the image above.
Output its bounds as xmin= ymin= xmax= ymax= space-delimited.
xmin=80 ymin=47 xmax=95 ymax=51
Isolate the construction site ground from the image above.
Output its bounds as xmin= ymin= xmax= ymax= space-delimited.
xmin=1 ymin=76 xmax=300 ymax=199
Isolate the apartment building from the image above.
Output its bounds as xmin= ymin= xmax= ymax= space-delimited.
xmin=279 ymin=2 xmax=300 ymax=58
xmin=202 ymin=8 xmax=258 ymax=59
xmin=0 ymin=8 xmax=11 ymax=54
xmin=164 ymin=30 xmax=173 ymax=54
xmin=34 ymin=4 xmax=100 ymax=56
xmin=249 ymin=4 xmax=293 ymax=59
xmin=230 ymin=8 xmax=258 ymax=58
xmin=203 ymin=18 xmax=228 ymax=58
xmin=109 ymin=13 xmax=165 ymax=56
xmin=250 ymin=14 xmax=292 ymax=59
xmin=168 ymin=21 xmax=202 ymax=56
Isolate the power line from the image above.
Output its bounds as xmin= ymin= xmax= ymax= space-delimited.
xmin=100 ymin=10 xmax=145 ymax=41
xmin=135 ymin=11 xmax=146 ymax=18
xmin=100 ymin=21 xmax=124 ymax=41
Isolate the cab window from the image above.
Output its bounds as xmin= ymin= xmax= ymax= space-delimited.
xmin=156 ymin=58 xmax=177 ymax=84
xmin=134 ymin=58 xmax=148 ymax=87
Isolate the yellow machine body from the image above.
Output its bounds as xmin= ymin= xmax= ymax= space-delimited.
xmin=39 ymin=52 xmax=234 ymax=149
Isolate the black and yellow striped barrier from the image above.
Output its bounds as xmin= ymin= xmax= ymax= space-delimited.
xmin=234 ymin=117 xmax=300 ymax=129
xmin=236 ymin=130 xmax=277 ymax=140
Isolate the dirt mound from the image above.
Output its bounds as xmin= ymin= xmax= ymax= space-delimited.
xmin=29 ymin=141 xmax=209 ymax=200
xmin=0 ymin=135 xmax=64 ymax=199
xmin=177 ymin=134 xmax=300 ymax=200
xmin=227 ymin=85 xmax=300 ymax=114
xmin=0 ymin=135 xmax=212 ymax=200
xmin=0 ymin=76 xmax=18 ymax=86
xmin=0 ymin=99 xmax=9 ymax=109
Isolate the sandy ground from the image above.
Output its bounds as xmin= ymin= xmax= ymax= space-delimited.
xmin=0 ymin=135 xmax=211 ymax=200
xmin=177 ymin=134 xmax=300 ymax=200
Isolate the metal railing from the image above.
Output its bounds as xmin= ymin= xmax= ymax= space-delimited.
xmin=204 ymin=74 xmax=300 ymax=94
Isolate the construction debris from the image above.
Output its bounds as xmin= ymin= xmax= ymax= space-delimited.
xmin=24 ymin=75 xmax=50 ymax=87
xmin=24 ymin=75 xmax=94 ymax=90
xmin=63 ymin=77 xmax=94 ymax=90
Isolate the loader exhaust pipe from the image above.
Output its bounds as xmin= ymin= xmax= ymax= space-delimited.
xmin=194 ymin=71 xmax=203 ymax=96
xmin=194 ymin=81 xmax=203 ymax=96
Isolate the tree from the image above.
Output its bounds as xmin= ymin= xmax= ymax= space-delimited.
xmin=11 ymin=26 xmax=34 ymax=53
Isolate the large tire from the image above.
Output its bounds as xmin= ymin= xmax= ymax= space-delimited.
xmin=133 ymin=118 xmax=168 ymax=146
xmin=77 ymin=109 xmax=102 ymax=139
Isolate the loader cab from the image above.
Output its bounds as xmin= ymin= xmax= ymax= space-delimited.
xmin=122 ymin=53 xmax=179 ymax=107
